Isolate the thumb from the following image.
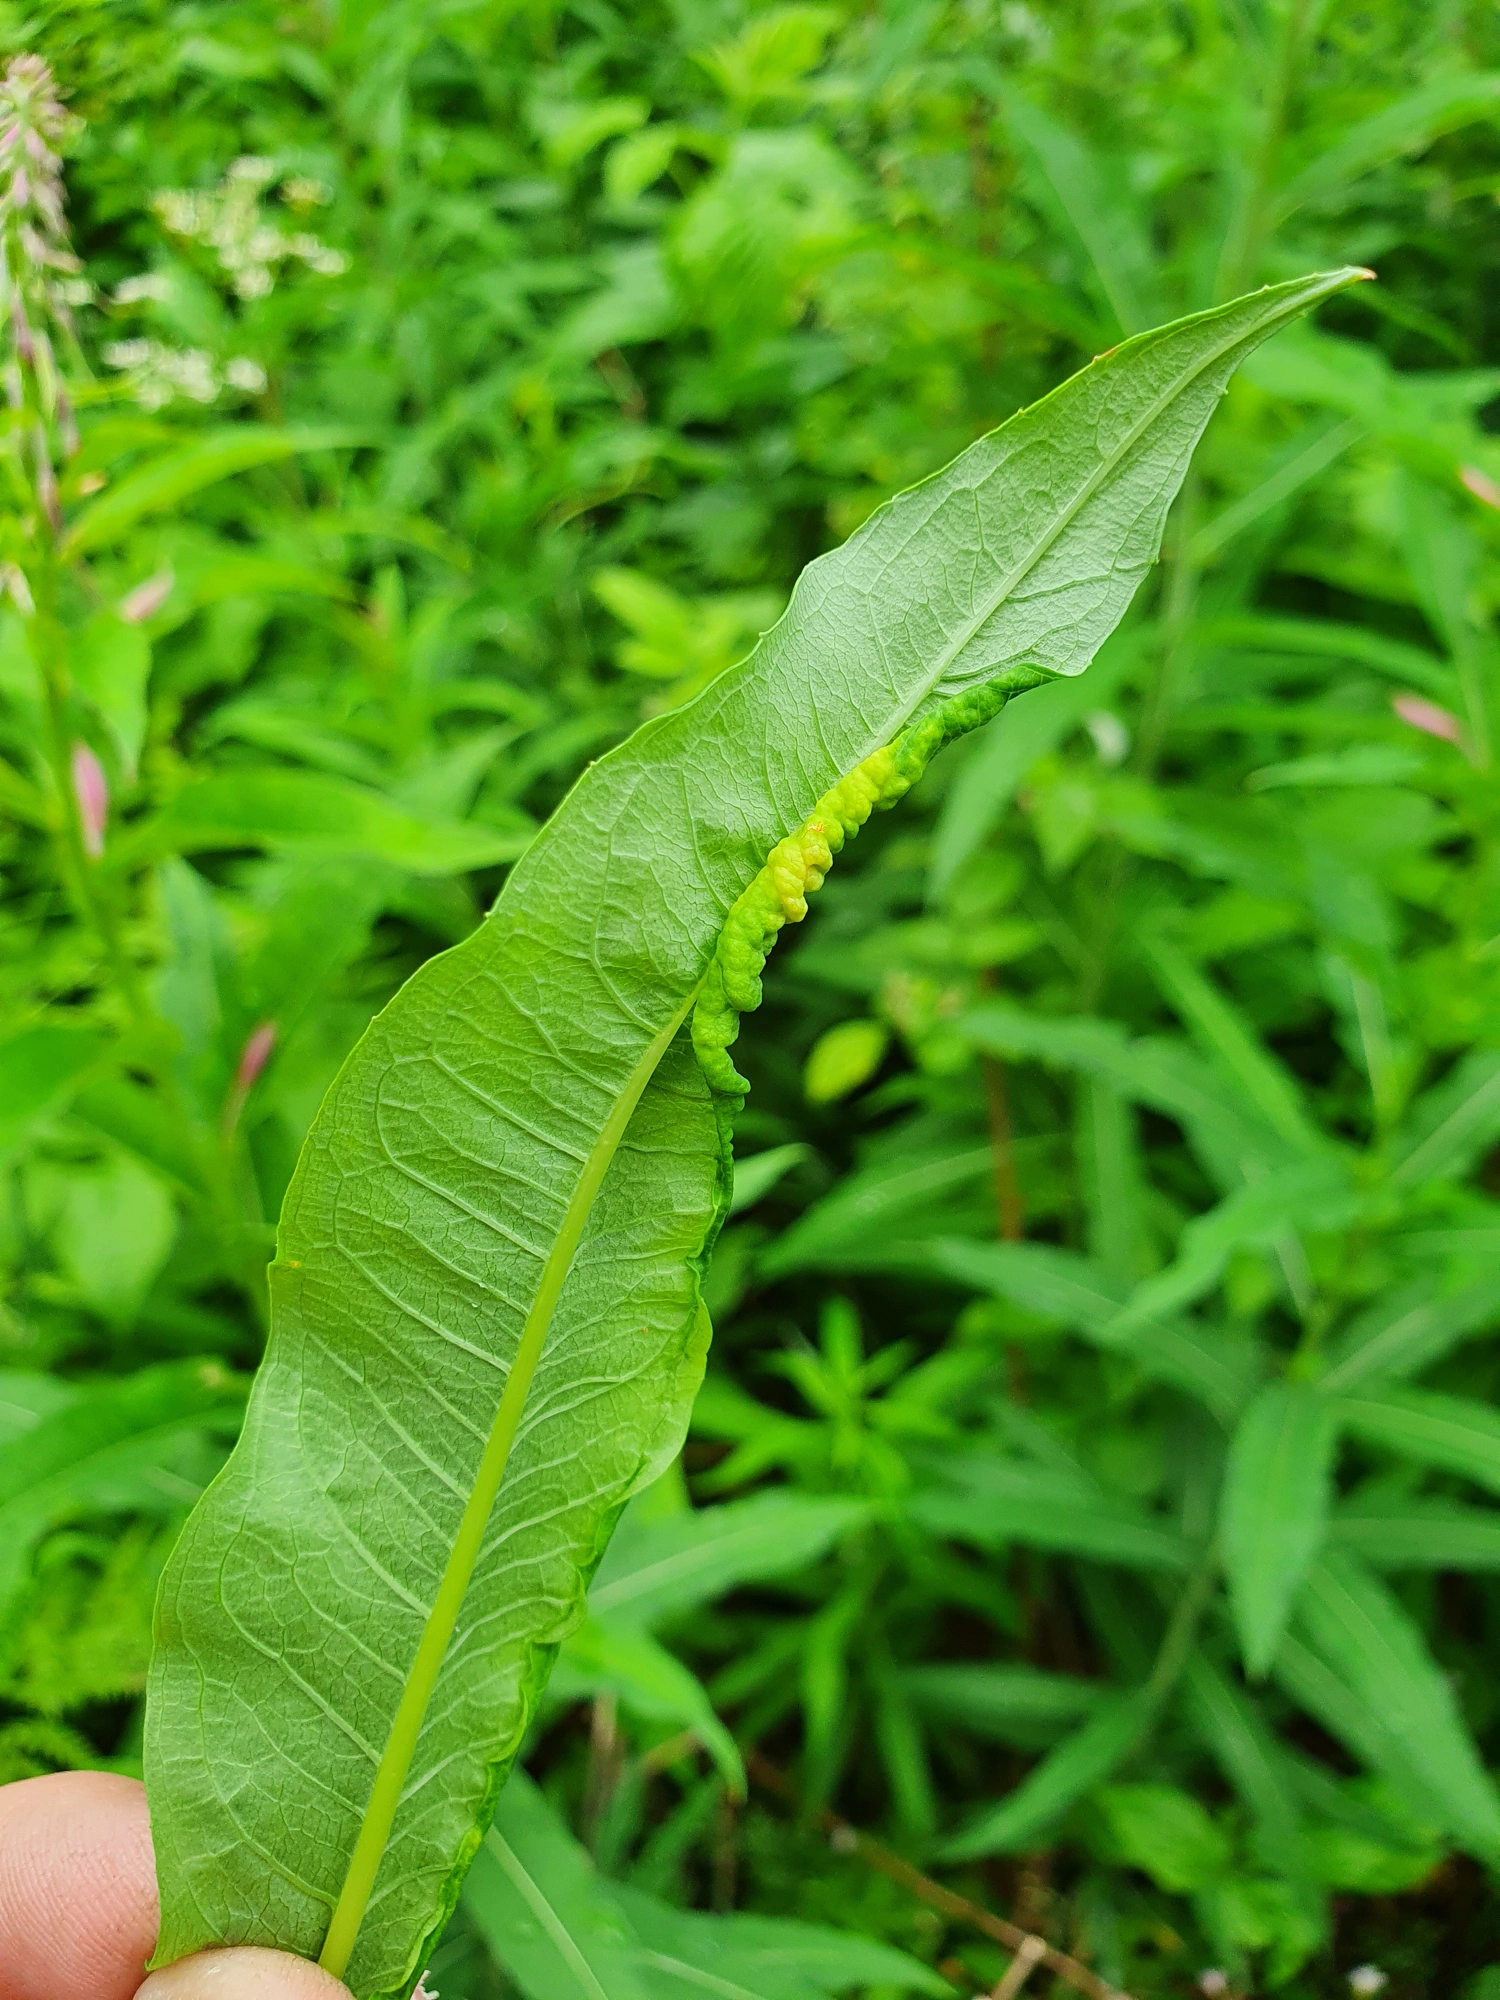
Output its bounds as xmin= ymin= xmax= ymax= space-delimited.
xmin=134 ymin=1948 xmax=352 ymax=2000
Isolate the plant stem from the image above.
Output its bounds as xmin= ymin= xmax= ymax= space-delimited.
xmin=746 ymin=1752 xmax=1134 ymax=2000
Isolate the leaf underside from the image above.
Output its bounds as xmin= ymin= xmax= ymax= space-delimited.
xmin=143 ymin=268 xmax=1362 ymax=2000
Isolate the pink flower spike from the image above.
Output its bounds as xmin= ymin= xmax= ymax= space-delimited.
xmin=411 ymin=1977 xmax=439 ymax=2000
xmin=1461 ymin=465 xmax=1500 ymax=511
xmin=1392 ymin=692 xmax=1463 ymax=744
xmin=118 ymin=567 xmax=174 ymax=623
xmin=234 ymin=1021 xmax=278 ymax=1094
xmin=70 ymin=739 xmax=107 ymax=856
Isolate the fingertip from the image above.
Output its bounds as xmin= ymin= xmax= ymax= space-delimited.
xmin=0 ymin=1769 xmax=158 ymax=2000
xmin=134 ymin=1946 xmax=352 ymax=2000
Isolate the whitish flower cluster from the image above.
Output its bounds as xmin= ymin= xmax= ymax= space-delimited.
xmin=153 ymin=155 xmax=345 ymax=300
xmin=0 ymin=53 xmax=83 ymax=501
xmin=102 ymin=335 xmax=266 ymax=410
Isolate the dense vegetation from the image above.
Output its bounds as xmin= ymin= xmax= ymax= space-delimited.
xmin=4 ymin=2 xmax=1500 ymax=1996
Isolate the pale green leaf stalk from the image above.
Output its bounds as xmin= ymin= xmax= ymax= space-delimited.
xmin=144 ymin=268 xmax=1365 ymax=2000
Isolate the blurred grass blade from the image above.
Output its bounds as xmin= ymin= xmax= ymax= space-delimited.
xmin=928 ymin=1237 xmax=1260 ymax=1423
xmin=553 ymin=1616 xmax=743 ymax=1795
xmin=125 ymin=769 xmax=531 ymax=875
xmin=1141 ymin=934 xmax=1323 ymax=1154
xmin=1182 ymin=1654 xmax=1305 ymax=1859
xmin=927 ymin=627 xmax=1136 ymax=902
xmin=462 ymin=1771 xmax=650 ymax=2000
xmin=1319 ymin=1271 xmax=1500 ymax=1394
xmin=1330 ymin=1496 xmax=1500 ymax=1570
xmin=902 ymin=1663 xmax=1105 ymax=1748
xmin=1186 ymin=416 xmax=1364 ymax=566
xmin=612 ymin=1888 xmax=954 ymax=1999
xmin=940 ymin=1686 xmax=1158 ymax=1859
xmin=758 ymin=1145 xmax=994 ymax=1278
xmin=971 ymin=68 xmax=1162 ymax=334
xmin=0 ymin=1023 xmax=105 ymax=1161
xmin=911 ymin=1453 xmax=1193 ymax=1571
xmin=62 ymin=427 xmax=362 ymax=555
xmin=1387 ymin=1048 xmax=1500 ymax=1189
xmin=0 ymin=1361 xmax=244 ymax=1619
xmin=1272 ymin=73 xmax=1500 ymax=221
xmin=1079 ymin=1076 xmax=1144 ymax=1286
xmin=728 ymin=1143 xmax=812 ymax=1216
xmin=1281 ymin=1553 xmax=1500 ymax=1860
xmin=961 ymin=1003 xmax=1302 ymax=1183
xmin=588 ymin=1490 xmax=866 ymax=1626
xmin=1337 ymin=1388 xmax=1500 ymax=1494
xmin=1221 ymin=1382 xmax=1337 ymax=1677
xmin=1197 ymin=615 xmax=1457 ymax=700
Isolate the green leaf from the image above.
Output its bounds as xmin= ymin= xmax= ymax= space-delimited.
xmin=1140 ymin=934 xmax=1324 ymax=1155
xmin=463 ymin=1771 xmax=650 ymax=2000
xmin=803 ymin=1018 xmax=888 ymax=1104
xmin=0 ymin=1024 xmax=104 ymax=1161
xmin=49 ymin=1149 xmax=179 ymax=1330
xmin=728 ymin=1143 xmax=810 ymax=1215
xmin=1106 ymin=1160 xmax=1353 ymax=1342
xmin=61 ymin=427 xmax=361 ymax=555
xmin=142 ymin=271 xmax=1361 ymax=2000
xmin=1280 ymin=1553 xmax=1500 ymax=1861
xmin=71 ymin=613 xmax=152 ymax=771
xmin=127 ymin=770 xmax=530 ymax=874
xmin=1388 ymin=1049 xmax=1500 ymax=1190
xmin=462 ymin=1774 xmax=950 ymax=2000
xmin=928 ymin=1237 xmax=1260 ymax=1423
xmin=613 ymin=1887 xmax=953 ymax=2000
xmin=551 ymin=1616 xmax=744 ymax=1795
xmin=1330 ymin=1495 xmax=1500 ymax=1571
xmin=941 ymin=1686 xmax=1158 ymax=1859
xmin=911 ymin=1453 xmax=1193 ymax=1571
xmin=758 ymin=1144 xmax=996 ymax=1278
xmin=1337 ymin=1387 xmax=1500 ymax=1495
xmin=587 ymin=1490 xmax=866 ymax=1627
xmin=1272 ymin=74 xmax=1500 ymax=221
xmin=0 ymin=1361 xmax=243 ymax=1622
xmin=902 ymin=1663 xmax=1105 ymax=1748
xmin=1094 ymin=1783 xmax=1232 ymax=1892
xmin=1319 ymin=1271 xmax=1500 ymax=1394
xmin=1220 ymin=1382 xmax=1337 ymax=1677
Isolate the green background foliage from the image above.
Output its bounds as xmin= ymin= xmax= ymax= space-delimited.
xmin=5 ymin=1 xmax=1500 ymax=1995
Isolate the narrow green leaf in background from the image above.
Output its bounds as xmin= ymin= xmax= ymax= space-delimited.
xmin=1338 ymin=1388 xmax=1500 ymax=1495
xmin=1281 ymin=1554 xmax=1500 ymax=1860
xmin=1221 ymin=1382 xmax=1338 ymax=1677
xmin=0 ymin=1361 xmax=243 ymax=1622
xmin=61 ymin=427 xmax=361 ymax=555
xmin=941 ymin=1687 xmax=1159 ymax=1859
xmin=126 ymin=770 xmax=531 ymax=875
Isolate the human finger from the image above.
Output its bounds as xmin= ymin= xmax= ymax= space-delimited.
xmin=0 ymin=1769 xmax=158 ymax=2000
xmin=134 ymin=1945 xmax=352 ymax=2000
